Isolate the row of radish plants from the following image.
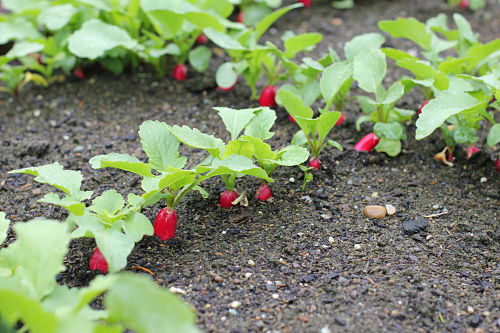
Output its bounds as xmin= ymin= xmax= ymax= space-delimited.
xmin=1 ymin=1 xmax=499 ymax=332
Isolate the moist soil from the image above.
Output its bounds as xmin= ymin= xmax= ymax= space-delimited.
xmin=1 ymin=1 xmax=499 ymax=332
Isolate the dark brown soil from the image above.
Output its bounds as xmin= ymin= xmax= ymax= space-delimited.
xmin=1 ymin=1 xmax=499 ymax=332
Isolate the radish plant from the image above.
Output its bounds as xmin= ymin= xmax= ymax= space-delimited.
xmin=9 ymin=163 xmax=153 ymax=273
xmin=0 ymin=215 xmax=200 ymax=333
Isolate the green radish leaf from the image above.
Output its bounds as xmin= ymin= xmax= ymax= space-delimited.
xmin=146 ymin=10 xmax=184 ymax=39
xmin=277 ymin=89 xmax=314 ymax=134
xmin=327 ymin=140 xmax=343 ymax=151
xmin=122 ymin=212 xmax=153 ymax=243
xmin=1 ymin=220 xmax=70 ymax=299
xmin=374 ymin=122 xmax=406 ymax=141
xmin=344 ymin=33 xmax=385 ymax=61
xmin=105 ymin=274 xmax=200 ymax=333
xmin=316 ymin=111 xmax=341 ymax=142
xmin=90 ymin=153 xmax=153 ymax=177
xmin=375 ymin=137 xmax=401 ymax=157
xmin=244 ymin=107 xmax=276 ymax=140
xmin=379 ymin=81 xmax=405 ymax=105
xmin=355 ymin=115 xmax=373 ymax=131
xmin=149 ymin=44 xmax=181 ymax=58
xmin=223 ymin=139 xmax=258 ymax=160
xmin=158 ymin=170 xmax=196 ymax=191
xmin=381 ymin=48 xmax=420 ymax=62
xmin=204 ymin=28 xmax=245 ymax=50
xmin=139 ymin=120 xmax=187 ymax=171
xmin=487 ymin=124 xmax=500 ymax=147
xmin=254 ymin=3 xmax=302 ymax=42
xmin=170 ymin=126 xmax=225 ymax=157
xmin=188 ymin=46 xmax=212 ymax=73
xmin=0 ymin=213 xmax=10 ymax=245
xmin=38 ymin=4 xmax=77 ymax=30
xmin=39 ymin=194 xmax=87 ymax=216
xmin=6 ymin=42 xmax=44 ymax=58
xmin=266 ymin=146 xmax=309 ymax=166
xmin=396 ymin=58 xmax=449 ymax=90
xmin=90 ymin=190 xmax=125 ymax=217
xmin=353 ymin=49 xmax=386 ymax=94
xmin=465 ymin=39 xmax=500 ymax=73
xmin=9 ymin=163 xmax=86 ymax=197
xmin=184 ymin=12 xmax=226 ymax=31
xmin=283 ymin=33 xmax=322 ymax=59
xmin=415 ymin=91 xmax=485 ymax=140
xmin=94 ymin=229 xmax=135 ymax=273
xmin=0 ymin=18 xmax=41 ymax=44
xmin=378 ymin=17 xmax=431 ymax=50
xmin=216 ymin=62 xmax=238 ymax=88
xmin=453 ymin=14 xmax=478 ymax=44
xmin=320 ymin=61 xmax=353 ymax=106
xmin=207 ymin=155 xmax=273 ymax=182
xmin=214 ymin=107 xmax=257 ymax=140
xmin=3 ymin=0 xmax=49 ymax=12
xmin=68 ymin=19 xmax=139 ymax=59
xmin=291 ymin=130 xmax=308 ymax=146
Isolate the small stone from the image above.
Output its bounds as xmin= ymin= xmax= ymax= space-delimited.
xmin=244 ymin=273 xmax=252 ymax=279
xmin=335 ymin=317 xmax=346 ymax=326
xmin=468 ymin=306 xmax=475 ymax=314
xmin=247 ymin=259 xmax=255 ymax=267
xmin=385 ymin=204 xmax=396 ymax=215
xmin=363 ymin=205 xmax=387 ymax=218
xmin=169 ymin=287 xmax=187 ymax=295
xmin=371 ymin=192 xmax=379 ymax=198
xmin=320 ymin=327 xmax=332 ymax=333
xmin=403 ymin=217 xmax=429 ymax=235
xmin=480 ymin=177 xmax=487 ymax=183
xmin=33 ymin=109 xmax=41 ymax=117
xmin=73 ymin=145 xmax=84 ymax=153
xmin=432 ymin=204 xmax=441 ymax=210
xmin=289 ymin=177 xmax=295 ymax=183
xmin=214 ymin=275 xmax=223 ymax=282
xmin=301 ymin=195 xmax=312 ymax=203
xmin=228 ymin=309 xmax=237 ymax=315
xmin=230 ymin=301 xmax=241 ymax=308
xmin=347 ymin=179 xmax=353 ymax=185
xmin=272 ymin=293 xmax=279 ymax=299
xmin=354 ymin=244 xmax=361 ymax=250
xmin=470 ymin=314 xmax=482 ymax=328
xmin=328 ymin=237 xmax=335 ymax=244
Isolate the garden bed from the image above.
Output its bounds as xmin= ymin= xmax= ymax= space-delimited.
xmin=0 ymin=0 xmax=499 ymax=332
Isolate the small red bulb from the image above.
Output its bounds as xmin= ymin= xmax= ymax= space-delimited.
xmin=219 ymin=190 xmax=239 ymax=208
xmin=256 ymin=183 xmax=272 ymax=201
xmin=172 ymin=64 xmax=187 ymax=81
xmin=154 ymin=208 xmax=178 ymax=241
xmin=89 ymin=247 xmax=108 ymax=274
xmin=258 ymin=85 xmax=278 ymax=107
xmin=308 ymin=158 xmax=321 ymax=170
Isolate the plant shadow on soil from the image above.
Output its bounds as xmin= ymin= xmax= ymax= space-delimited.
xmin=0 ymin=0 xmax=499 ymax=332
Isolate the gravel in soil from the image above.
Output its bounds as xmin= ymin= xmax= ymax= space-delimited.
xmin=1 ymin=0 xmax=499 ymax=332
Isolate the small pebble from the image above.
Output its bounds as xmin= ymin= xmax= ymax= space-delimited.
xmin=371 ymin=192 xmax=379 ymax=198
xmin=169 ymin=287 xmax=187 ymax=295
xmin=328 ymin=237 xmax=335 ymax=244
xmin=244 ymin=273 xmax=252 ymax=279
xmin=248 ymin=259 xmax=255 ymax=267
xmin=385 ymin=204 xmax=396 ymax=216
xmin=228 ymin=309 xmax=238 ymax=315
xmin=289 ymin=177 xmax=295 ymax=183
xmin=272 ymin=294 xmax=279 ymax=299
xmin=354 ymin=244 xmax=361 ymax=250
xmin=230 ymin=301 xmax=241 ymax=308
xmin=363 ymin=205 xmax=387 ymax=218
xmin=320 ymin=327 xmax=332 ymax=333
xmin=468 ymin=306 xmax=475 ymax=314
xmin=480 ymin=177 xmax=487 ymax=183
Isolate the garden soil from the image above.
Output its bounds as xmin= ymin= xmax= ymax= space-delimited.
xmin=0 ymin=0 xmax=499 ymax=332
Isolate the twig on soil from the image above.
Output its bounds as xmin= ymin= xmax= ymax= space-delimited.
xmin=131 ymin=265 xmax=154 ymax=275
xmin=423 ymin=209 xmax=449 ymax=218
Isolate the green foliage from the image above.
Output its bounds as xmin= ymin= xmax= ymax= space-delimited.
xmin=0 ymin=218 xmax=200 ymax=333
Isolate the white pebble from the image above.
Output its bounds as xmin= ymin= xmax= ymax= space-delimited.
xmin=272 ymin=294 xmax=279 ymax=299
xmin=169 ymin=287 xmax=187 ymax=295
xmin=385 ymin=204 xmax=396 ymax=216
xmin=247 ymin=259 xmax=255 ymax=267
xmin=320 ymin=327 xmax=332 ymax=333
xmin=289 ymin=177 xmax=295 ymax=183
xmin=328 ymin=237 xmax=335 ymax=244
xmin=480 ymin=177 xmax=487 ymax=183
xmin=230 ymin=301 xmax=241 ymax=308
xmin=354 ymin=244 xmax=361 ymax=250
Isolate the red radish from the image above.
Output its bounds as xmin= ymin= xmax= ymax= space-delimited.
xmin=496 ymin=159 xmax=500 ymax=173
xmin=336 ymin=112 xmax=345 ymax=126
xmin=217 ymin=83 xmax=236 ymax=91
xmin=308 ymin=158 xmax=321 ymax=170
xmin=418 ymin=100 xmax=429 ymax=114
xmin=196 ymin=34 xmax=208 ymax=44
xmin=299 ymin=0 xmax=311 ymax=7
xmin=354 ymin=133 xmax=380 ymax=152
xmin=73 ymin=67 xmax=85 ymax=79
xmin=256 ymin=183 xmax=272 ymax=201
xmin=236 ymin=12 xmax=244 ymax=23
xmin=447 ymin=150 xmax=454 ymax=162
xmin=259 ymin=85 xmax=278 ymax=107
xmin=219 ymin=190 xmax=239 ymax=208
xmin=465 ymin=145 xmax=479 ymax=160
xmin=89 ymin=247 xmax=108 ymax=274
xmin=459 ymin=0 xmax=469 ymax=9
xmin=153 ymin=208 xmax=177 ymax=240
xmin=172 ymin=64 xmax=187 ymax=81
xmin=36 ymin=54 xmax=43 ymax=65
xmin=289 ymin=115 xmax=296 ymax=122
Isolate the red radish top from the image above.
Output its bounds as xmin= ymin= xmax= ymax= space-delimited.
xmin=73 ymin=68 xmax=85 ymax=80
xmin=459 ymin=0 xmax=469 ymax=9
xmin=336 ymin=112 xmax=345 ymax=126
xmin=236 ymin=12 xmax=244 ymax=23
xmin=308 ymin=158 xmax=321 ymax=170
xmin=258 ymin=85 xmax=278 ymax=107
xmin=299 ymin=0 xmax=311 ymax=7
xmin=89 ymin=247 xmax=108 ymax=273
xmin=196 ymin=34 xmax=208 ymax=44
xmin=288 ymin=114 xmax=296 ymax=123
xmin=465 ymin=145 xmax=479 ymax=160
xmin=495 ymin=159 xmax=500 ymax=173
xmin=219 ymin=190 xmax=239 ymax=208
xmin=154 ymin=208 xmax=177 ymax=241
xmin=256 ymin=183 xmax=272 ymax=201
xmin=418 ymin=100 xmax=429 ymax=114
xmin=172 ymin=64 xmax=187 ymax=81
xmin=217 ymin=83 xmax=236 ymax=91
xmin=354 ymin=133 xmax=380 ymax=152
